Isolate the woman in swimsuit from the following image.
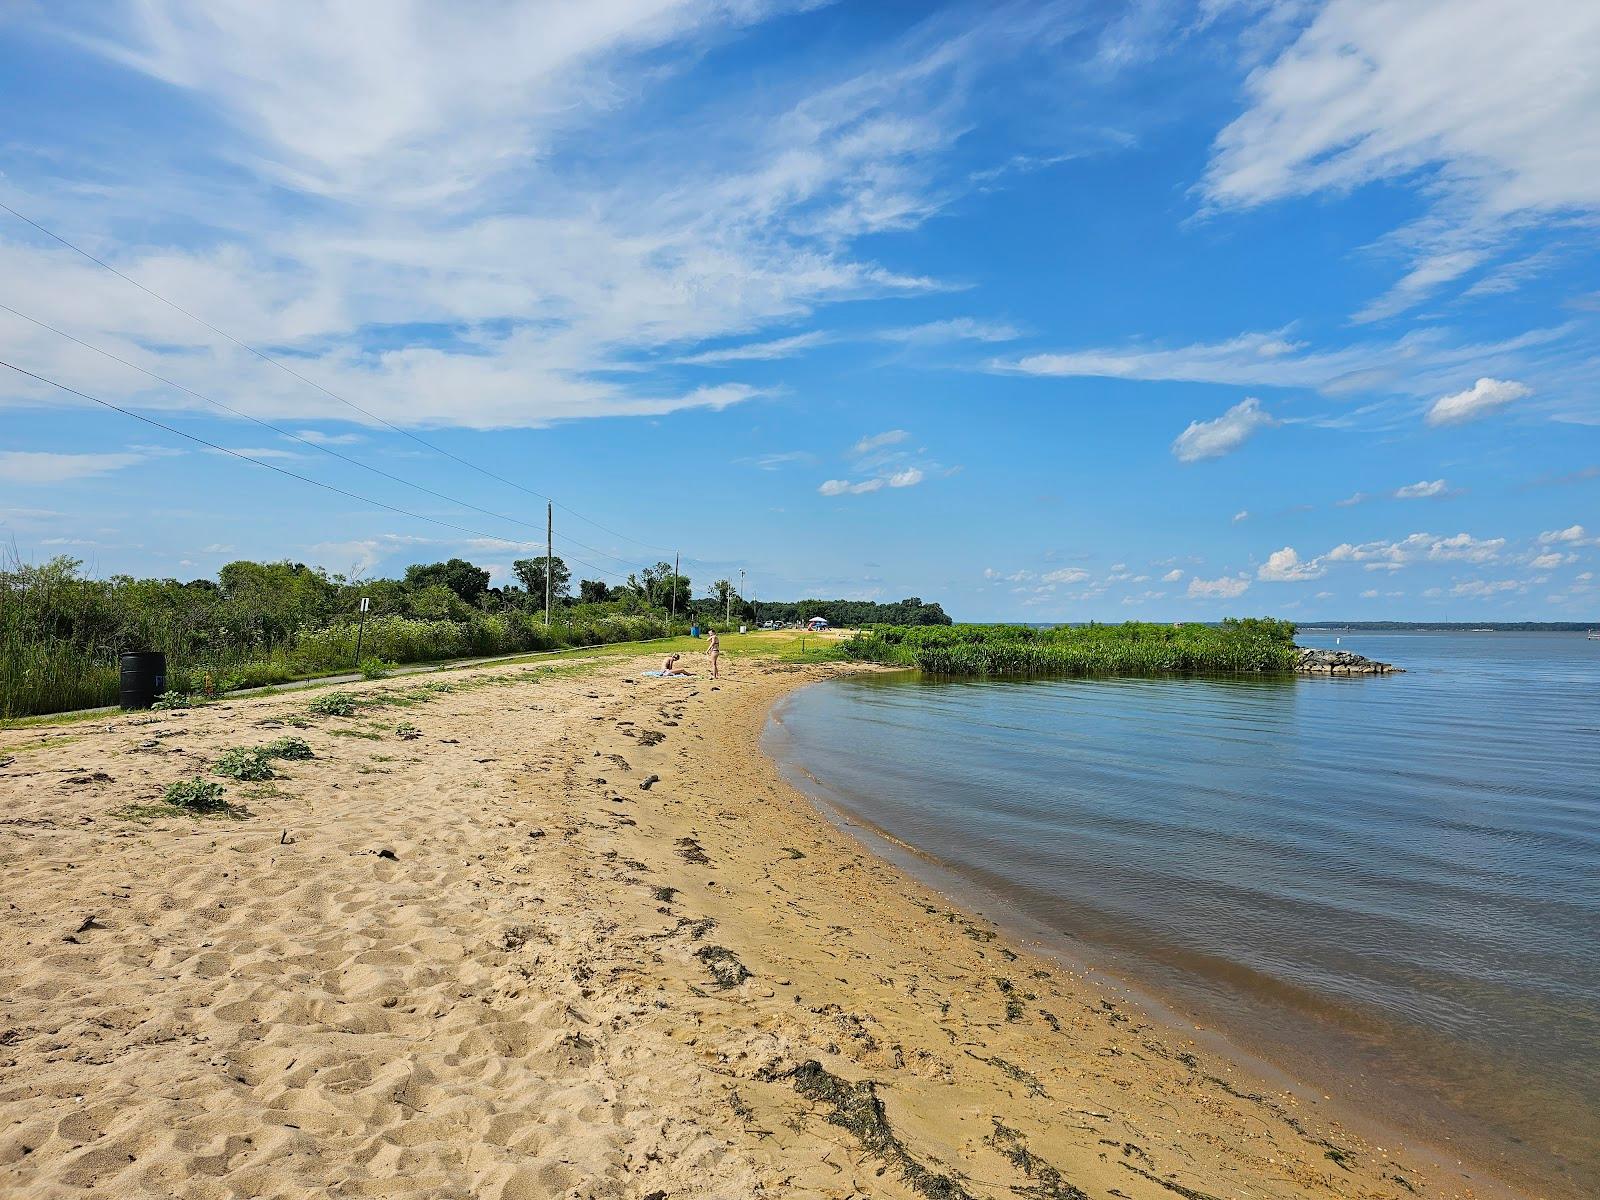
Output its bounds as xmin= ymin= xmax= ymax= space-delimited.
xmin=706 ymin=630 xmax=720 ymax=680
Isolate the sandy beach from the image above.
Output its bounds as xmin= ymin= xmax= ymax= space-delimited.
xmin=0 ymin=641 xmax=1524 ymax=1199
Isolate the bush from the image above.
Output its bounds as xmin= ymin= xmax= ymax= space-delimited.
xmin=359 ymin=656 xmax=396 ymax=679
xmin=261 ymin=735 xmax=313 ymax=760
xmin=151 ymin=691 xmax=191 ymax=710
xmin=213 ymin=747 xmax=275 ymax=781
xmin=164 ymin=777 xmax=228 ymax=812
xmin=305 ymin=691 xmax=358 ymax=716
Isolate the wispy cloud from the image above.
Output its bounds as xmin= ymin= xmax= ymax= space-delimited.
xmin=676 ymin=331 xmax=831 ymax=365
xmin=852 ymin=429 xmax=910 ymax=455
xmin=0 ymin=450 xmax=145 ymax=484
xmin=1203 ymin=1 xmax=1600 ymax=319
xmin=876 ymin=317 xmax=1019 ymax=344
xmin=3 ymin=3 xmax=1100 ymax=432
xmin=992 ymin=326 xmax=1573 ymax=415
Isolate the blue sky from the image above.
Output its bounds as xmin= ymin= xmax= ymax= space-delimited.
xmin=1 ymin=0 xmax=1597 ymax=620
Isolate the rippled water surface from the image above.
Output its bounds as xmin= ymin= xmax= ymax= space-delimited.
xmin=765 ymin=632 xmax=1600 ymax=1195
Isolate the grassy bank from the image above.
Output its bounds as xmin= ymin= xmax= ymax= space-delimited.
xmin=842 ymin=619 xmax=1298 ymax=676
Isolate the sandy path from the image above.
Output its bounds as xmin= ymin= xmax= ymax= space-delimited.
xmin=0 ymin=652 xmax=1519 ymax=1199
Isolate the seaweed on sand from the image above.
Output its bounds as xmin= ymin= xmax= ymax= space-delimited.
xmin=675 ymin=836 xmax=711 ymax=864
xmin=761 ymin=1060 xmax=976 ymax=1200
xmin=1116 ymin=1161 xmax=1225 ymax=1200
xmin=988 ymin=1121 xmax=1089 ymax=1200
xmin=694 ymin=945 xmax=751 ymax=988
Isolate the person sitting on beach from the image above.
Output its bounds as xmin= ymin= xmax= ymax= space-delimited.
xmin=660 ymin=653 xmax=692 ymax=676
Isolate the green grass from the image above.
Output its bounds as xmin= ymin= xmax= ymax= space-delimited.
xmin=843 ymin=619 xmax=1298 ymax=677
xmin=3 ymin=629 xmax=841 ymax=733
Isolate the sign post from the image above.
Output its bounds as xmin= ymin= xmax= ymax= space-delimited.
xmin=354 ymin=595 xmax=371 ymax=666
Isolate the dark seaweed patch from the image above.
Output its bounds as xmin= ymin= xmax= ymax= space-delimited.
xmin=764 ymin=1061 xmax=976 ymax=1200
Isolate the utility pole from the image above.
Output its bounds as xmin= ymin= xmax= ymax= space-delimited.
xmin=545 ymin=501 xmax=552 ymax=628
xmin=738 ymin=569 xmax=745 ymax=630
xmin=672 ymin=551 xmax=679 ymax=623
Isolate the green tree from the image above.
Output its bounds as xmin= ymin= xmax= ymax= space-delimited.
xmin=512 ymin=556 xmax=571 ymax=603
xmin=579 ymin=578 xmax=610 ymax=603
xmin=403 ymin=558 xmax=489 ymax=604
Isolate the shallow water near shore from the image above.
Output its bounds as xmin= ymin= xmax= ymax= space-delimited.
xmin=764 ymin=631 xmax=1600 ymax=1197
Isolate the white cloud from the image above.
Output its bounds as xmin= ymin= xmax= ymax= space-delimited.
xmin=203 ymin=446 xmax=303 ymax=460
xmin=1538 ymin=524 xmax=1594 ymax=545
xmin=1529 ymin=552 xmax=1571 ymax=570
xmin=1232 ymin=510 xmax=1249 ymax=522
xmin=6 ymin=4 xmax=1099 ymax=433
xmin=1360 ymin=588 xmax=1378 ymax=598
xmin=1203 ymin=1 xmax=1600 ymax=316
xmin=1326 ymin=530 xmax=1505 ymax=570
xmin=1394 ymin=479 xmax=1449 ymax=499
xmin=1257 ymin=546 xmax=1324 ymax=581
xmin=0 ymin=450 xmax=144 ymax=484
xmin=877 ymin=318 xmax=1019 ymax=344
xmin=818 ymin=478 xmax=883 ymax=496
xmin=1451 ymin=578 xmax=1523 ymax=599
xmin=993 ymin=326 xmax=1569 ymax=408
xmin=743 ymin=450 xmax=815 ymax=470
xmin=1426 ymin=378 xmax=1531 ymax=426
xmin=294 ymin=429 xmax=362 ymax=445
xmin=1162 ymin=568 xmax=1184 ymax=582
xmin=887 ymin=467 xmax=924 ymax=488
xmin=675 ymin=331 xmax=830 ymax=365
xmin=1428 ymin=532 xmax=1506 ymax=562
xmin=1042 ymin=567 xmax=1090 ymax=584
xmin=852 ymin=429 xmax=910 ymax=455
xmin=1188 ymin=574 xmax=1250 ymax=599
xmin=1171 ymin=397 xmax=1275 ymax=462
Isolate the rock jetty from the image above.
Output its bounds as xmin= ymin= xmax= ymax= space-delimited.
xmin=1293 ymin=647 xmax=1400 ymax=675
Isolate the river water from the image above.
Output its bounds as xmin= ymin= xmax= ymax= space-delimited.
xmin=763 ymin=632 xmax=1600 ymax=1196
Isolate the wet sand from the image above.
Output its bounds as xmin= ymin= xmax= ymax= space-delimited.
xmin=0 ymin=645 xmax=1530 ymax=1198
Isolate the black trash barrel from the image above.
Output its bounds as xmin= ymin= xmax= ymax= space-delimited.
xmin=119 ymin=651 xmax=167 ymax=710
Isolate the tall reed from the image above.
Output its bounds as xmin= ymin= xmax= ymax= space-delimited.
xmin=843 ymin=619 xmax=1299 ymax=677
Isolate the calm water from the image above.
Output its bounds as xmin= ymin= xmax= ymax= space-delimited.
xmin=764 ymin=632 xmax=1600 ymax=1196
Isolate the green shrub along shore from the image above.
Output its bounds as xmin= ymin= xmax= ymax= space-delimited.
xmin=0 ymin=553 xmax=950 ymax=719
xmin=842 ymin=618 xmax=1300 ymax=676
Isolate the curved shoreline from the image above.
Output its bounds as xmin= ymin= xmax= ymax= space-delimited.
xmin=759 ymin=673 xmax=1559 ymax=1200
xmin=0 ymin=646 xmax=1550 ymax=1199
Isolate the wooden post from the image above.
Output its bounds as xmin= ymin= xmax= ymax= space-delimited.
xmin=545 ymin=501 xmax=552 ymax=628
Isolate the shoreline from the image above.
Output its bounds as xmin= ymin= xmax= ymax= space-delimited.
xmin=762 ymin=679 xmax=1559 ymax=1200
xmin=0 ymin=643 xmax=1546 ymax=1198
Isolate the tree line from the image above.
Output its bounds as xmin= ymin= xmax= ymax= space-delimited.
xmin=0 ymin=553 xmax=952 ymax=717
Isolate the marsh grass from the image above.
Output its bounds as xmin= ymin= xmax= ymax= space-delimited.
xmin=844 ymin=619 xmax=1298 ymax=677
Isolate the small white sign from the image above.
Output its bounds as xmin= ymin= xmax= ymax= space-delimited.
xmin=359 ymin=596 xmax=371 ymax=613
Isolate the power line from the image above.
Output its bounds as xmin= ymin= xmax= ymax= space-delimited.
xmin=0 ymin=299 xmax=644 ymax=572
xmin=0 ymin=356 xmax=629 ymax=584
xmin=0 ymin=199 xmax=677 ymax=557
